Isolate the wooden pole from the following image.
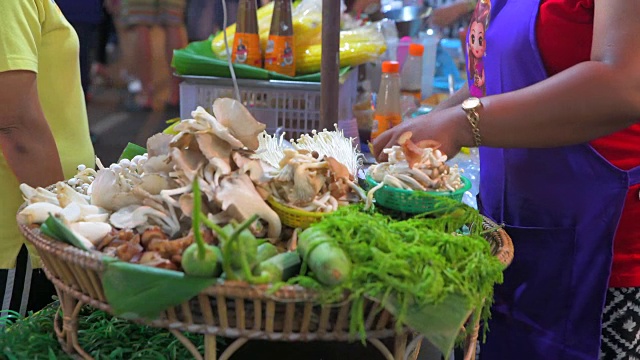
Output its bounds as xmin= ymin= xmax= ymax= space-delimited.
xmin=320 ymin=0 xmax=341 ymax=130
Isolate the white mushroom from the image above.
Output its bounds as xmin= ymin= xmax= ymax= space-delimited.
xmin=69 ymin=222 xmax=112 ymax=245
xmin=17 ymin=203 xmax=63 ymax=224
xmin=56 ymin=182 xmax=90 ymax=207
xmin=90 ymin=169 xmax=142 ymax=211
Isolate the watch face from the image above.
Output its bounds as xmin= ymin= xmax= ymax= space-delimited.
xmin=463 ymin=97 xmax=481 ymax=110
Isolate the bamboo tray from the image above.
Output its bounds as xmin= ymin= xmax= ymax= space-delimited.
xmin=18 ymin=218 xmax=513 ymax=360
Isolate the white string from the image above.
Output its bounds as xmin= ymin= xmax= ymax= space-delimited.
xmin=222 ymin=0 xmax=241 ymax=101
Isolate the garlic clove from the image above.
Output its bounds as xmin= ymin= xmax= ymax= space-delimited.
xmin=17 ymin=203 xmax=63 ymax=225
xmin=69 ymin=222 xmax=112 ymax=245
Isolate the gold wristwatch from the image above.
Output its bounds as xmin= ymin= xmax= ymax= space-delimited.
xmin=461 ymin=97 xmax=483 ymax=147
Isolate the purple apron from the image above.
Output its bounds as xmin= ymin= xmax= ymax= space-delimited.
xmin=466 ymin=0 xmax=640 ymax=358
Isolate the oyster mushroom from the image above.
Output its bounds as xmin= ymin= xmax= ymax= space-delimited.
xmin=90 ymin=169 xmax=142 ymax=211
xmin=191 ymin=106 xmax=244 ymax=148
xmin=142 ymin=133 xmax=175 ymax=174
xmin=170 ymin=133 xmax=207 ymax=182
xmin=212 ymin=98 xmax=266 ymax=151
xmin=110 ymin=205 xmax=180 ymax=237
xmin=19 ymin=184 xmax=59 ymax=205
xmin=215 ymin=174 xmax=282 ymax=239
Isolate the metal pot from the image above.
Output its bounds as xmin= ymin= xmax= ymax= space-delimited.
xmin=383 ymin=5 xmax=432 ymax=38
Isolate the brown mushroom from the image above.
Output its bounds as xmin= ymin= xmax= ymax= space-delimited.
xmin=397 ymin=132 xmax=424 ymax=169
xmin=147 ymin=234 xmax=194 ymax=258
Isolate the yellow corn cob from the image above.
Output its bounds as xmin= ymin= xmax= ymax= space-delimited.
xmin=295 ymin=26 xmax=387 ymax=74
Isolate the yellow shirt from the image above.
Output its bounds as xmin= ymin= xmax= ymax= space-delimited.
xmin=0 ymin=0 xmax=96 ymax=268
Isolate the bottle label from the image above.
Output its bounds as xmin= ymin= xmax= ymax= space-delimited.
xmin=232 ymin=33 xmax=262 ymax=67
xmin=371 ymin=114 xmax=402 ymax=140
xmin=264 ymin=35 xmax=295 ymax=76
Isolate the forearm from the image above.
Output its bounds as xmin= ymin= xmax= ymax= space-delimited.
xmin=433 ymin=83 xmax=470 ymax=113
xmin=455 ymin=61 xmax=640 ymax=148
xmin=0 ymin=121 xmax=64 ymax=187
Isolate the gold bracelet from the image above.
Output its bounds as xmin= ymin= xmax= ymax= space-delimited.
xmin=461 ymin=97 xmax=483 ymax=147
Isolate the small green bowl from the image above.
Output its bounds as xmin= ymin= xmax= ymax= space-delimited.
xmin=365 ymin=174 xmax=472 ymax=214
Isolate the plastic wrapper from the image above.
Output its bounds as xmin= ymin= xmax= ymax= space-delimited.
xmin=211 ymin=0 xmax=383 ymax=76
xmin=295 ymin=22 xmax=387 ymax=74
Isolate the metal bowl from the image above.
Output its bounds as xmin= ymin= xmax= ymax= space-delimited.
xmin=383 ymin=5 xmax=432 ymax=38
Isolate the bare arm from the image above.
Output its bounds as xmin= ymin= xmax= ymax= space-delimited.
xmin=431 ymin=82 xmax=470 ymax=113
xmin=0 ymin=71 xmax=64 ymax=187
xmin=429 ymin=0 xmax=473 ymax=28
xmin=374 ymin=0 xmax=640 ymax=158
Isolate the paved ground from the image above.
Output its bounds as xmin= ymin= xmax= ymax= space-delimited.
xmin=87 ymin=86 xmax=178 ymax=166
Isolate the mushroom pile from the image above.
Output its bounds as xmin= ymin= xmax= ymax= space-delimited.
xmin=18 ymin=98 xmax=284 ymax=269
xmin=17 ymin=99 xmax=371 ymax=270
xmin=365 ymin=132 xmax=464 ymax=209
xmin=256 ymin=128 xmax=366 ymax=213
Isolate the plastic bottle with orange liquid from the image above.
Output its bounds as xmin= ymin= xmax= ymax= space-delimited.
xmin=371 ymin=61 xmax=402 ymax=140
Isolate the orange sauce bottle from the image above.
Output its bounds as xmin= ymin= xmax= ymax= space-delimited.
xmin=264 ymin=0 xmax=295 ymax=76
xmin=232 ymin=0 xmax=262 ymax=68
xmin=371 ymin=61 xmax=402 ymax=140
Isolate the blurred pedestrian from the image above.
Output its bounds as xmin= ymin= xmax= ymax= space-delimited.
xmin=56 ymin=0 xmax=104 ymax=101
xmin=119 ymin=0 xmax=188 ymax=110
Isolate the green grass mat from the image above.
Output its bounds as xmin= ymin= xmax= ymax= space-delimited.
xmin=0 ymin=303 xmax=215 ymax=360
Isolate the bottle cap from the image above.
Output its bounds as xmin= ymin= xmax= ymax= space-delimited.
xmin=381 ymin=61 xmax=400 ymax=73
xmin=409 ymin=43 xmax=425 ymax=57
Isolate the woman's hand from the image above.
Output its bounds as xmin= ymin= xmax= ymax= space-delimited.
xmin=372 ymin=106 xmax=472 ymax=161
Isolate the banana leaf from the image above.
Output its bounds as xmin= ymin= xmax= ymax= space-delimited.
xmin=118 ymin=142 xmax=147 ymax=161
xmin=101 ymin=259 xmax=216 ymax=320
xmin=41 ymin=215 xmax=91 ymax=251
xmin=171 ymin=37 xmax=350 ymax=82
xmin=382 ymin=293 xmax=475 ymax=357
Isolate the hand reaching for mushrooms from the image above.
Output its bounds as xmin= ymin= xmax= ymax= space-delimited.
xmin=372 ymin=107 xmax=472 ymax=162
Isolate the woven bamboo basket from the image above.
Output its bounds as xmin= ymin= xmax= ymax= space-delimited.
xmin=18 ymin=217 xmax=513 ymax=360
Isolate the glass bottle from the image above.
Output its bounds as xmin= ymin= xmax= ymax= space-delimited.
xmin=264 ymin=0 xmax=295 ymax=76
xmin=232 ymin=0 xmax=262 ymax=68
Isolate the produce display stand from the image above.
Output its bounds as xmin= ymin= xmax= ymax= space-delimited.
xmin=15 ymin=2 xmax=514 ymax=360
xmin=19 ymin=218 xmax=513 ymax=360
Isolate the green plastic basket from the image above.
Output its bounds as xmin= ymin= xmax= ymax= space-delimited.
xmin=364 ymin=174 xmax=472 ymax=214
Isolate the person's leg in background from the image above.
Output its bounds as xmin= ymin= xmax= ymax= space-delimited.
xmin=186 ymin=0 xmax=216 ymax=42
xmin=160 ymin=0 xmax=188 ymax=108
xmin=119 ymin=0 xmax=157 ymax=111
xmin=93 ymin=3 xmax=117 ymax=85
xmin=71 ymin=22 xmax=99 ymax=102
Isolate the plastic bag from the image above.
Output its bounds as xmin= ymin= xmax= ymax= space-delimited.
xmin=296 ymin=21 xmax=387 ymax=74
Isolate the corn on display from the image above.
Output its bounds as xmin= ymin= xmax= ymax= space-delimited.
xmin=295 ymin=25 xmax=387 ymax=74
xmin=211 ymin=0 xmax=385 ymax=75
